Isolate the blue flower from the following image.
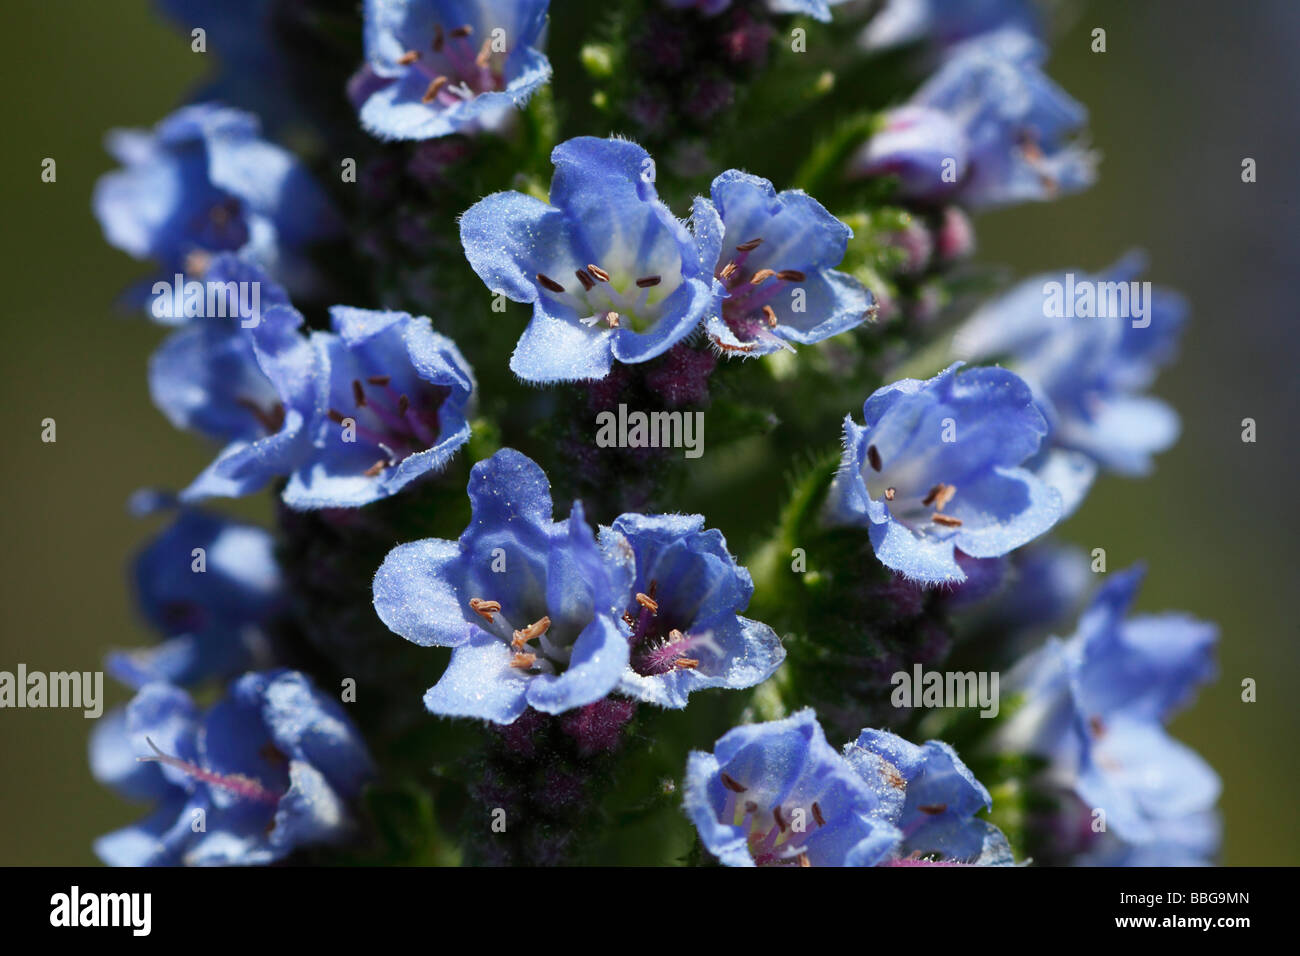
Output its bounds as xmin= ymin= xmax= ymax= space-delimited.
xmin=683 ymin=709 xmax=903 ymax=866
xmin=282 ymin=307 xmax=476 ymax=509
xmin=691 ymin=170 xmax=873 ymax=356
xmin=372 ymin=449 xmax=635 ymax=724
xmin=860 ymin=2 xmax=1043 ymax=57
xmin=460 ymin=137 xmax=721 ymax=381
xmin=851 ymin=30 xmax=1095 ymax=208
xmin=90 ymin=671 xmax=374 ymax=866
xmin=953 ymin=252 xmax=1188 ymax=477
xmin=107 ymin=502 xmax=284 ymax=689
xmin=93 ymin=104 xmax=341 ymax=300
xmin=602 ymin=513 xmax=785 ymax=707
xmin=354 ymin=0 xmax=552 ymax=141
xmin=844 ymin=728 xmax=1014 ymax=865
xmin=997 ymin=567 xmax=1220 ymax=858
xmin=824 ymin=363 xmax=1063 ymax=584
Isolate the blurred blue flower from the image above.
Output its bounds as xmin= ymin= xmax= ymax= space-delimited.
xmin=824 ymin=363 xmax=1063 ymax=584
xmin=663 ymin=0 xmax=849 ymax=19
xmin=604 ymin=513 xmax=785 ymax=707
xmin=90 ymin=671 xmax=374 ymax=866
xmin=852 ymin=30 xmax=1095 ymax=208
xmin=998 ymin=567 xmax=1220 ymax=860
xmin=460 ymin=137 xmax=721 ymax=381
xmin=282 ymin=307 xmax=475 ymax=509
xmin=860 ymin=2 xmax=1042 ymax=58
xmin=93 ymin=104 xmax=341 ymax=299
xmin=691 ymin=170 xmax=873 ymax=356
xmin=953 ymin=252 xmax=1188 ymax=478
xmin=354 ymin=0 xmax=552 ymax=141
xmin=372 ymin=449 xmax=635 ymax=723
xmin=107 ymin=503 xmax=283 ymax=689
xmin=684 ymin=709 xmax=903 ymax=866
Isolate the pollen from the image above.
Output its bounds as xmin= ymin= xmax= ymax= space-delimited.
xmin=635 ymin=592 xmax=659 ymax=613
xmin=511 ymin=616 xmax=551 ymax=649
xmin=735 ymin=237 xmax=763 ymax=252
xmin=931 ymin=513 xmax=963 ymax=527
xmin=587 ymin=263 xmax=611 ymax=282
xmin=673 ymin=658 xmax=700 ymax=670
xmin=469 ymin=598 xmax=502 ymax=623
xmin=749 ymin=268 xmax=777 ymax=285
xmin=921 ymin=483 xmax=956 ymax=510
xmin=776 ymin=269 xmax=806 ymax=282
xmin=509 ymin=652 xmax=537 ymax=670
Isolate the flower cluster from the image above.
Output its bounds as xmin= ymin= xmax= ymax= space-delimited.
xmin=84 ymin=0 xmax=1218 ymax=868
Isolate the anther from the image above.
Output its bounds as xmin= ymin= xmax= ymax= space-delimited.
xmin=328 ymin=409 xmax=348 ymax=425
xmin=635 ymin=592 xmax=659 ymax=613
xmin=468 ymin=598 xmax=502 ymax=623
xmin=749 ymin=268 xmax=776 ymax=285
xmin=635 ymin=275 xmax=662 ymax=288
xmin=511 ymin=616 xmax=551 ymax=649
xmin=397 ymin=394 xmax=410 ymax=416
xmin=776 ymin=269 xmax=806 ymax=282
xmin=367 ymin=375 xmax=391 ymax=386
xmin=606 ymin=312 xmax=620 ymax=328
xmin=674 ymin=658 xmax=700 ymax=670
xmin=797 ymin=853 xmax=811 ymax=867
xmin=509 ymin=652 xmax=537 ymax=670
xmin=720 ymin=772 xmax=747 ymax=793
xmin=475 ymin=38 xmax=494 ymax=68
xmin=812 ymin=802 xmax=826 ymax=827
xmin=1089 ymin=715 xmax=1105 ymax=738
xmin=735 ymin=238 xmax=763 ymax=252
xmin=397 ymin=50 xmax=421 ymax=65
xmin=931 ymin=513 xmax=962 ymax=527
xmin=867 ymin=444 xmax=882 ymax=472
xmin=432 ymin=25 xmax=445 ymax=51
xmin=364 ymin=460 xmax=387 ymax=477
xmin=575 ymin=268 xmax=595 ymax=291
xmin=921 ymin=483 xmax=956 ymax=510
xmin=536 ymin=272 xmax=566 ymax=293
xmin=884 ymin=487 xmax=896 ymax=500
xmin=718 ymin=261 xmax=738 ymax=280
xmin=762 ymin=305 xmax=778 ymax=328
xmin=352 ymin=379 xmax=367 ymax=407
xmin=449 ymin=24 xmax=473 ymax=38
xmin=774 ymin=806 xmax=787 ymax=832
xmin=422 ymin=75 xmax=449 ymax=103
xmin=918 ymin=803 xmax=948 ymax=815
xmin=587 ymin=263 xmax=611 ymax=282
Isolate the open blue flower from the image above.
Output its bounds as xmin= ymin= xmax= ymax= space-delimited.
xmin=90 ymin=671 xmax=374 ymax=866
xmin=373 ymin=449 xmax=635 ymax=723
xmin=844 ymin=728 xmax=1013 ymax=865
xmin=953 ymin=252 xmax=1187 ymax=478
xmin=93 ymin=104 xmax=341 ymax=302
xmin=824 ymin=363 xmax=1063 ymax=584
xmin=691 ymin=170 xmax=873 ymax=356
xmin=851 ymin=30 xmax=1094 ymax=208
xmin=283 ymin=307 xmax=475 ymax=509
xmin=684 ymin=709 xmax=903 ymax=867
xmin=355 ymin=0 xmax=551 ymax=141
xmin=460 ymin=137 xmax=721 ymax=381
xmin=998 ymin=567 xmax=1219 ymax=855
xmin=107 ymin=503 xmax=284 ymax=689
xmin=603 ymin=513 xmax=785 ymax=707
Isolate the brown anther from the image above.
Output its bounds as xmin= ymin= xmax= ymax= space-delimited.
xmin=931 ymin=513 xmax=963 ymax=527
xmin=536 ymin=272 xmax=566 ymax=293
xmin=718 ymin=261 xmax=738 ymax=280
xmin=744 ymin=800 xmax=759 ymax=814
xmin=812 ymin=802 xmax=826 ymax=827
xmin=666 ymin=628 xmax=685 ymax=643
xmin=235 ymin=397 xmax=285 ymax=434
xmin=1089 ymin=715 xmax=1106 ymax=738
xmin=475 ymin=38 xmax=494 ymax=68
xmin=587 ymin=263 xmax=611 ymax=282
xmin=397 ymin=394 xmax=410 ymax=417
xmin=735 ymin=237 xmax=763 ymax=252
xmin=776 ymin=269 xmax=806 ymax=282
xmin=509 ymin=652 xmax=537 ymax=670
xmin=673 ymin=658 xmax=700 ymax=670
xmin=432 ymin=24 xmax=445 ymax=51
xmin=352 ymin=379 xmax=367 ymax=407
xmin=449 ymin=24 xmax=473 ymax=38
xmin=635 ymin=592 xmax=659 ymax=613
xmin=797 ymin=853 xmax=811 ymax=868
xmin=606 ymin=312 xmax=620 ymax=328
xmin=884 ymin=487 xmax=896 ymax=501
xmin=422 ymin=75 xmax=449 ymax=103
xmin=867 ymin=444 xmax=883 ymax=472
xmin=397 ymin=50 xmax=421 ymax=65
xmin=364 ymin=460 xmax=387 ymax=477
xmin=367 ymin=375 xmax=391 ymax=386
xmin=774 ymin=806 xmax=787 ymax=832
xmin=622 ymin=611 xmax=636 ymax=628
xmin=720 ymin=772 xmax=747 ymax=793
xmin=762 ymin=305 xmax=778 ymax=328
xmin=468 ymin=598 xmax=502 ymax=623
xmin=749 ymin=268 xmax=777 ymax=285
xmin=328 ymin=409 xmax=348 ymax=425
xmin=648 ymin=580 xmax=658 ymax=598
xmin=918 ymin=803 xmax=948 ymax=816
xmin=921 ymin=483 xmax=956 ymax=511
xmin=575 ymin=269 xmax=595 ymax=291
xmin=511 ymin=616 xmax=551 ymax=650
xmin=635 ymin=275 xmax=662 ymax=288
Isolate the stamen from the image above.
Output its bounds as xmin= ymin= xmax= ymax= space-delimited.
xmin=449 ymin=24 xmax=473 ymax=38
xmin=776 ymin=269 xmax=806 ymax=282
xmin=749 ymin=268 xmax=777 ymax=285
xmin=635 ymin=592 xmax=659 ymax=613
xmin=469 ymin=598 xmax=502 ymax=623
xmin=475 ymin=38 xmax=494 ymax=68
xmin=511 ymin=616 xmax=551 ymax=650
xmin=432 ymin=24 xmax=445 ymax=51
xmin=866 ymin=444 xmax=882 ymax=472
xmin=918 ymin=803 xmax=948 ymax=815
xmin=352 ymin=379 xmax=367 ymax=407
xmin=674 ymin=658 xmax=700 ymax=670
xmin=364 ymin=460 xmax=387 ymax=477
xmin=718 ymin=261 xmax=738 ymax=280
xmin=884 ymin=487 xmax=896 ymax=501
xmin=774 ymin=806 xmax=787 ymax=832
xmin=367 ymin=375 xmax=391 ymax=386
xmin=587 ymin=263 xmax=611 ymax=282
xmin=510 ymin=652 xmax=537 ymax=670
xmin=931 ymin=513 xmax=962 ymax=527
xmin=422 ymin=75 xmax=449 ymax=103
xmin=812 ymin=802 xmax=826 ymax=827
xmin=606 ymin=312 xmax=620 ymax=328
xmin=397 ymin=394 xmax=410 ymax=416
xmin=622 ymin=611 xmax=636 ymax=628
xmin=328 ymin=409 xmax=348 ymax=425
xmin=797 ymin=853 xmax=811 ymax=867
xmin=720 ymin=772 xmax=747 ymax=793
xmin=536 ymin=272 xmax=566 ymax=293
xmin=762 ymin=305 xmax=778 ymax=328
xmin=397 ymin=50 xmax=421 ymax=65
xmin=138 ymin=738 xmax=281 ymax=806
xmin=575 ymin=268 xmax=595 ymax=291
xmin=921 ymin=483 xmax=956 ymax=510
xmin=1089 ymin=715 xmax=1106 ymax=738
xmin=635 ymin=275 xmax=662 ymax=288
xmin=735 ymin=238 xmax=763 ymax=252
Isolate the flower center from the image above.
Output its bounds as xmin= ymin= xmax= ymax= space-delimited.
xmin=717 ymin=771 xmax=828 ymax=867
xmin=328 ymin=373 xmax=448 ymax=477
xmin=398 ymin=23 xmax=507 ymax=106
xmin=621 ymin=582 xmax=714 ymax=676
xmin=862 ymin=442 xmax=963 ymax=533
xmin=711 ymin=236 xmax=806 ymax=351
xmin=536 ymin=264 xmax=678 ymax=333
xmin=467 ymin=598 xmax=572 ymax=675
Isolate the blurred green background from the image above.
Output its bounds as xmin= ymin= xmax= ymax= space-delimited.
xmin=1 ymin=0 xmax=1295 ymax=864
